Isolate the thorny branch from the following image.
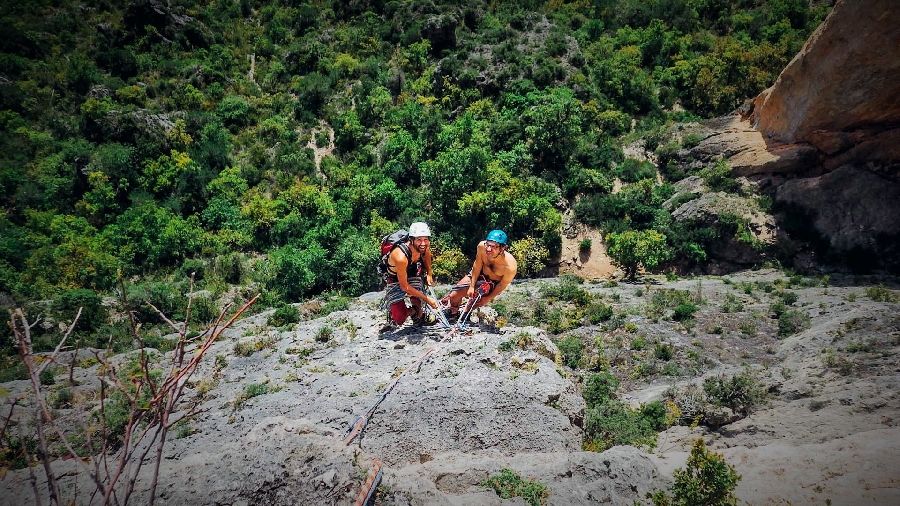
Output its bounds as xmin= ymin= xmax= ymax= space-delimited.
xmin=1 ymin=280 xmax=258 ymax=505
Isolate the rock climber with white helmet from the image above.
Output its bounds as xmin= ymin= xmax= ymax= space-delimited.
xmin=382 ymin=221 xmax=439 ymax=326
xmin=441 ymin=229 xmax=518 ymax=322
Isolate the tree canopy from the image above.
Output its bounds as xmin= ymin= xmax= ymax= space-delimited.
xmin=0 ymin=0 xmax=830 ymax=302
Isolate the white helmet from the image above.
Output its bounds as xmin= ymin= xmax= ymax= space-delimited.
xmin=408 ymin=221 xmax=431 ymax=237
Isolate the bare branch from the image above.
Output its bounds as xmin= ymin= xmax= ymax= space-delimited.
xmin=37 ymin=307 xmax=82 ymax=376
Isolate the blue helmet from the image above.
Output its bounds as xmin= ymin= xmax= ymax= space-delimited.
xmin=486 ymin=229 xmax=508 ymax=245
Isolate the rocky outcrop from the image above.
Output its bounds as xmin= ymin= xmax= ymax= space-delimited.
xmin=748 ymin=0 xmax=900 ymax=168
xmin=0 ymin=307 xmax=666 ymax=505
xmin=680 ymin=0 xmax=900 ymax=273
xmin=775 ymin=165 xmax=900 ymax=271
xmin=685 ymin=115 xmax=820 ymax=176
xmin=669 ymin=190 xmax=776 ymax=267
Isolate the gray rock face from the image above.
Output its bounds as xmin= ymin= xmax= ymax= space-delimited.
xmin=670 ymin=191 xmax=775 ymax=266
xmin=775 ymin=165 xmax=900 ymax=271
xmin=0 ymin=305 xmax=667 ymax=505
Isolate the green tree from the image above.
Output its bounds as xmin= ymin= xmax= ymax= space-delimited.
xmin=658 ymin=439 xmax=741 ymax=506
xmin=605 ymin=229 xmax=669 ymax=279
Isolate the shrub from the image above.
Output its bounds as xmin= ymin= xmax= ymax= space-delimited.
xmin=578 ymin=238 xmax=592 ymax=252
xmin=189 ymin=295 xmax=218 ymax=325
xmin=584 ymin=400 xmax=659 ymax=452
xmin=509 ymin=236 xmax=550 ymax=277
xmin=319 ymin=296 xmax=350 ymax=316
xmin=211 ymin=252 xmax=245 ymax=284
xmin=703 ymin=369 xmax=765 ymax=415
xmin=179 ymin=258 xmax=206 ymax=281
xmin=540 ymin=277 xmax=591 ymax=306
xmin=640 ymin=400 xmax=668 ymax=431
xmin=242 ymin=382 xmax=269 ymax=399
xmin=315 ymin=326 xmax=333 ymax=343
xmin=268 ymin=304 xmax=301 ymax=327
xmin=583 ymin=372 xmax=619 ymax=409
xmin=721 ymin=293 xmax=743 ymax=313
xmin=865 ymin=284 xmax=899 ymax=302
xmin=585 ymin=302 xmax=613 ymax=323
xmin=777 ymin=310 xmax=810 ymax=337
xmin=480 ymin=468 xmax=549 ymax=506
xmin=614 ymin=158 xmax=657 ymax=183
xmin=51 ymin=388 xmax=73 ymax=409
xmin=51 ymin=288 xmax=106 ymax=333
xmin=672 ymin=303 xmax=698 ymax=321
xmin=698 ymin=159 xmax=739 ymax=193
xmin=556 ymin=335 xmax=583 ymax=368
xmin=780 ymin=291 xmax=799 ymax=305
xmin=433 ymin=244 xmax=470 ymax=282
xmin=606 ymin=229 xmax=670 ymax=279
xmin=39 ymin=368 xmax=56 ymax=386
xmin=654 ymin=343 xmax=674 ymax=361
xmin=671 ymin=439 xmax=740 ymax=505
xmin=630 ymin=336 xmax=647 ymax=350
xmin=233 ymin=336 xmax=276 ymax=357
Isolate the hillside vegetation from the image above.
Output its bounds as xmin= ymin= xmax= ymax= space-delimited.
xmin=0 ymin=1 xmax=830 ymax=360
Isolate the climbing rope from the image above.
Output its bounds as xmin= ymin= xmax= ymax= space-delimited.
xmin=344 ymin=284 xmax=483 ymax=504
xmin=353 ymin=459 xmax=383 ymax=506
xmin=344 ymin=286 xmax=482 ymax=506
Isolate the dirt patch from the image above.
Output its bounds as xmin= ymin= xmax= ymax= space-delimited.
xmin=557 ymin=212 xmax=617 ymax=280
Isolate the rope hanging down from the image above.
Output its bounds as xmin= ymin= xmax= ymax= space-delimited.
xmin=344 ymin=287 xmax=482 ymax=505
xmin=353 ymin=459 xmax=383 ymax=506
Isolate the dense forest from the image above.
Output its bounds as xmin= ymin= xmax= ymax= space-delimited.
xmin=0 ymin=0 xmax=830 ymax=354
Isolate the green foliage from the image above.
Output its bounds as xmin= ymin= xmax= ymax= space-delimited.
xmin=584 ymin=400 xmax=659 ymax=452
xmin=651 ymin=439 xmax=741 ymax=506
xmin=698 ymin=160 xmax=740 ymax=193
xmin=703 ymin=369 xmax=766 ymax=415
xmin=0 ymin=0 xmax=831 ymax=311
xmin=653 ymin=343 xmax=674 ymax=361
xmin=39 ymin=367 xmax=56 ymax=386
xmin=672 ymin=303 xmax=699 ymax=322
xmin=51 ymin=388 xmax=73 ymax=409
xmin=315 ymin=326 xmax=334 ymax=343
xmin=268 ymin=243 xmax=328 ymax=300
xmin=509 ymin=236 xmax=551 ymax=278
xmin=480 ymin=468 xmax=550 ymax=506
xmin=319 ymin=296 xmax=350 ymax=316
xmin=583 ymin=372 xmax=620 ymax=409
xmin=233 ymin=336 xmax=276 ymax=357
xmin=268 ymin=304 xmax=301 ymax=328
xmin=1 ymin=434 xmax=38 ymax=470
xmin=540 ymin=276 xmax=591 ymax=306
xmin=865 ymin=285 xmax=899 ymax=303
xmin=721 ymin=293 xmax=744 ymax=313
xmin=613 ymin=158 xmax=657 ymax=183
xmin=432 ymin=243 xmax=470 ymax=283
xmin=242 ymin=383 xmax=269 ymax=399
xmin=777 ymin=310 xmax=810 ymax=337
xmin=51 ymin=289 xmax=106 ymax=333
xmin=585 ymin=302 xmax=614 ymax=324
xmin=555 ymin=336 xmax=584 ymax=368
xmin=605 ymin=229 xmax=670 ymax=279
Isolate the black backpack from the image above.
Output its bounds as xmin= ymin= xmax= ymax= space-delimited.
xmin=376 ymin=229 xmax=411 ymax=277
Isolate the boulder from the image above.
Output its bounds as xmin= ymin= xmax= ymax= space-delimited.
xmin=671 ymin=192 xmax=775 ymax=266
xmin=749 ymin=0 xmax=900 ymax=166
xmin=774 ymin=165 xmax=900 ymax=272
